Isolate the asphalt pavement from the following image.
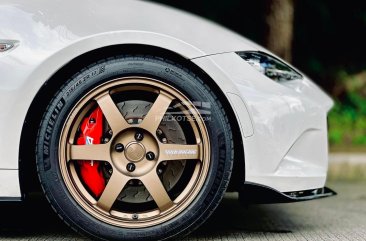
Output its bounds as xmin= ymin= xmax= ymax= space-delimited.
xmin=0 ymin=181 xmax=365 ymax=240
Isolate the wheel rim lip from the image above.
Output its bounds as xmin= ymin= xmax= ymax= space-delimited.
xmin=58 ymin=76 xmax=211 ymax=228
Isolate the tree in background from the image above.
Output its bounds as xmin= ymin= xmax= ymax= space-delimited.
xmin=264 ymin=0 xmax=294 ymax=62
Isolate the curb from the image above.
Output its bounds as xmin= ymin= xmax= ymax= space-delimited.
xmin=328 ymin=153 xmax=366 ymax=181
xmin=329 ymin=153 xmax=366 ymax=164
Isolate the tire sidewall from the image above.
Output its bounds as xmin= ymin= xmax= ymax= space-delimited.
xmin=36 ymin=56 xmax=233 ymax=240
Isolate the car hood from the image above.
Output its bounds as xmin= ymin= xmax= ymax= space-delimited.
xmin=0 ymin=0 xmax=263 ymax=58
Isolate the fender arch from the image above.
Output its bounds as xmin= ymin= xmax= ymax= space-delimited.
xmin=19 ymin=37 xmax=245 ymax=193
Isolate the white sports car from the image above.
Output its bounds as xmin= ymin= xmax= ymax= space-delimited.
xmin=0 ymin=0 xmax=335 ymax=240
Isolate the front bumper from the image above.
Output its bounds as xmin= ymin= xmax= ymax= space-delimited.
xmin=193 ymin=52 xmax=333 ymax=192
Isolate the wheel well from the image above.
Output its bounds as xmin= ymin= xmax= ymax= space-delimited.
xmin=19 ymin=44 xmax=244 ymax=195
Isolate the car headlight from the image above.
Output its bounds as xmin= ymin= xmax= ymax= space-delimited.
xmin=237 ymin=51 xmax=302 ymax=82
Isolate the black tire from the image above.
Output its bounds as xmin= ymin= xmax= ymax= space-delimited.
xmin=36 ymin=55 xmax=234 ymax=240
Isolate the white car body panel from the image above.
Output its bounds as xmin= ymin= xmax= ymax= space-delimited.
xmin=193 ymin=53 xmax=331 ymax=192
xmin=0 ymin=0 xmax=332 ymax=197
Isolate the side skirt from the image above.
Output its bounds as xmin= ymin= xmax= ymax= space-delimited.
xmin=0 ymin=169 xmax=21 ymax=199
xmin=0 ymin=197 xmax=22 ymax=202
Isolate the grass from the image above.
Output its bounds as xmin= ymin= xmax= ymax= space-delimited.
xmin=328 ymin=70 xmax=366 ymax=150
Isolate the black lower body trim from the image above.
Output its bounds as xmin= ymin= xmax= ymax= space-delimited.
xmin=239 ymin=182 xmax=336 ymax=204
xmin=0 ymin=197 xmax=22 ymax=202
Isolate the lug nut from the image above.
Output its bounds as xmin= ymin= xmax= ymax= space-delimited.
xmin=146 ymin=151 xmax=155 ymax=161
xmin=115 ymin=143 xmax=124 ymax=152
xmin=135 ymin=131 xmax=144 ymax=141
xmin=126 ymin=163 xmax=136 ymax=172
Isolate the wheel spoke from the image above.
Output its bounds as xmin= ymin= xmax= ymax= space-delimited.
xmin=95 ymin=93 xmax=129 ymax=134
xmin=139 ymin=92 xmax=173 ymax=133
xmin=141 ymin=172 xmax=173 ymax=211
xmin=97 ymin=171 xmax=129 ymax=212
xmin=159 ymin=143 xmax=201 ymax=162
xmin=70 ymin=144 xmax=110 ymax=162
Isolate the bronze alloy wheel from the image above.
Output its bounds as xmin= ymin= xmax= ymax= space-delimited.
xmin=36 ymin=55 xmax=234 ymax=240
xmin=58 ymin=77 xmax=210 ymax=228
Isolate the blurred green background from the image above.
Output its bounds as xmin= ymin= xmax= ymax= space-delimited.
xmin=151 ymin=0 xmax=366 ymax=151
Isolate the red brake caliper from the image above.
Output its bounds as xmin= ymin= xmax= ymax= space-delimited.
xmin=76 ymin=107 xmax=106 ymax=198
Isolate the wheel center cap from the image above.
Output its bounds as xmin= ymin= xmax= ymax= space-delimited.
xmin=125 ymin=142 xmax=145 ymax=162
